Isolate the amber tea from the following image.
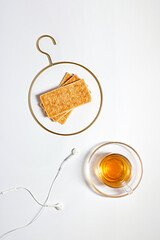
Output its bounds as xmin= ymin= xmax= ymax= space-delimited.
xmin=98 ymin=154 xmax=132 ymax=188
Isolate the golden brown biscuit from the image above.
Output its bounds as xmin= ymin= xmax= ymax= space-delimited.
xmin=40 ymin=73 xmax=72 ymax=121
xmin=40 ymin=79 xmax=91 ymax=118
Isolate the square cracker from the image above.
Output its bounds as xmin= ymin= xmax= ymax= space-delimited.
xmin=61 ymin=74 xmax=79 ymax=87
xmin=57 ymin=74 xmax=80 ymax=123
xmin=40 ymin=73 xmax=72 ymax=121
xmin=40 ymin=79 xmax=91 ymax=118
xmin=59 ymin=73 xmax=73 ymax=86
xmin=41 ymin=74 xmax=80 ymax=123
xmin=58 ymin=111 xmax=72 ymax=124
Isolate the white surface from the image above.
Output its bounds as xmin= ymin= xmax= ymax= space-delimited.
xmin=0 ymin=0 xmax=160 ymax=239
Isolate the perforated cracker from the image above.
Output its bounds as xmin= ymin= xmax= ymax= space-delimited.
xmin=41 ymin=74 xmax=80 ymax=123
xmin=57 ymin=74 xmax=80 ymax=123
xmin=60 ymin=73 xmax=73 ymax=86
xmin=40 ymin=79 xmax=91 ymax=118
xmin=58 ymin=111 xmax=72 ymax=124
xmin=40 ymin=73 xmax=72 ymax=121
xmin=61 ymin=75 xmax=79 ymax=86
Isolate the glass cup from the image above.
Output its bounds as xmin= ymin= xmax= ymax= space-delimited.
xmin=87 ymin=142 xmax=143 ymax=198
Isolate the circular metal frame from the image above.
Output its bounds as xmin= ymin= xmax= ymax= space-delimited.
xmin=29 ymin=61 xmax=103 ymax=136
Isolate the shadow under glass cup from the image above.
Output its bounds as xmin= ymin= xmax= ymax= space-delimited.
xmin=87 ymin=142 xmax=143 ymax=198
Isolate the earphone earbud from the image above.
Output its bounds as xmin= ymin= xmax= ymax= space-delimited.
xmin=72 ymin=148 xmax=80 ymax=155
xmin=52 ymin=203 xmax=64 ymax=211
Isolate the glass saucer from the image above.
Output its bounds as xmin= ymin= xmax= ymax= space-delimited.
xmin=29 ymin=62 xmax=102 ymax=136
xmin=87 ymin=142 xmax=143 ymax=198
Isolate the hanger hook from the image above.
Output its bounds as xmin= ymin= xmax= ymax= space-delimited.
xmin=36 ymin=35 xmax=56 ymax=65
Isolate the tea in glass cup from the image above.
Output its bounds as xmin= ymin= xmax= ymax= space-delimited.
xmin=98 ymin=154 xmax=132 ymax=188
xmin=87 ymin=142 xmax=143 ymax=197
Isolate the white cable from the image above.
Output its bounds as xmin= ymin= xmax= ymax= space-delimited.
xmin=0 ymin=187 xmax=62 ymax=209
xmin=0 ymin=148 xmax=79 ymax=239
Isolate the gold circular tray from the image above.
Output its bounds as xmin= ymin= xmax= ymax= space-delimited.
xmin=29 ymin=35 xmax=103 ymax=136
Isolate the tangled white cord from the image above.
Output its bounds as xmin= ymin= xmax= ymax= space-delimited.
xmin=0 ymin=148 xmax=79 ymax=239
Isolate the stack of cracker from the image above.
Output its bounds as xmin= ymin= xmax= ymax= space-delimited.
xmin=40 ymin=73 xmax=92 ymax=124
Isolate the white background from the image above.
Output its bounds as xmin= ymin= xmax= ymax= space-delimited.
xmin=0 ymin=0 xmax=160 ymax=239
